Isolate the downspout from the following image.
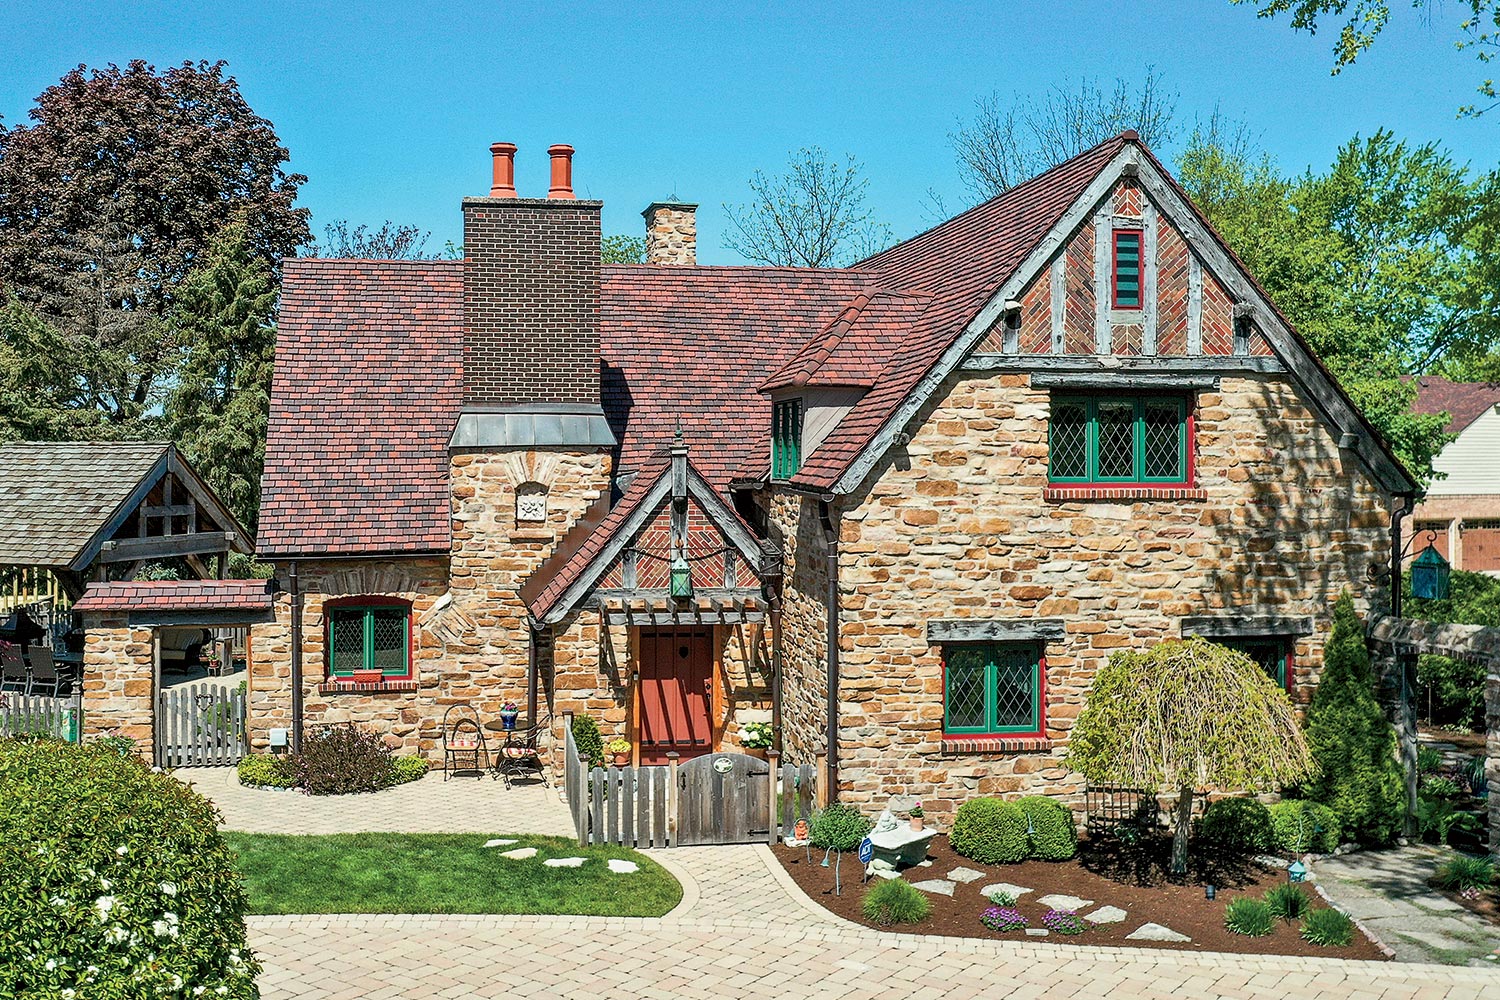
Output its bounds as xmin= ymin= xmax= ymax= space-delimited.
xmin=526 ymin=619 xmax=540 ymax=728
xmin=820 ymin=499 xmax=839 ymax=803
xmin=769 ymin=576 xmax=784 ymax=756
xmin=288 ymin=560 xmax=303 ymax=755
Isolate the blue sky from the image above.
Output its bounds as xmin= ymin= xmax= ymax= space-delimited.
xmin=6 ymin=1 xmax=1498 ymax=264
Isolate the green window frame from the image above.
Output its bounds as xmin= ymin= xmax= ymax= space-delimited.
xmin=1048 ymin=394 xmax=1188 ymax=484
xmin=1112 ymin=229 xmax=1143 ymax=309
xmin=772 ymin=398 xmax=803 ymax=480
xmin=942 ymin=643 xmax=1043 ymax=736
xmin=1221 ymin=636 xmax=1293 ymax=691
xmin=327 ymin=604 xmax=411 ymax=678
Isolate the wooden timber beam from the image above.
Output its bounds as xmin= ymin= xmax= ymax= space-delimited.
xmin=99 ymin=531 xmax=236 ymax=564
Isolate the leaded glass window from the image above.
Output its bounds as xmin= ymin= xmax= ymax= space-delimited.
xmin=772 ymin=398 xmax=803 ymax=480
xmin=326 ymin=604 xmax=411 ymax=677
xmin=1048 ymin=394 xmax=1188 ymax=483
xmin=1113 ymin=229 xmax=1143 ymax=309
xmin=1220 ymin=636 xmax=1292 ymax=690
xmin=943 ymin=644 xmax=1042 ymax=735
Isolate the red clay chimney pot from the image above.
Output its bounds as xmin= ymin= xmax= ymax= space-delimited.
xmin=489 ymin=142 xmax=518 ymax=198
xmin=1121 ymin=129 xmax=1139 ymax=142
xmin=547 ymin=143 xmax=576 ymax=199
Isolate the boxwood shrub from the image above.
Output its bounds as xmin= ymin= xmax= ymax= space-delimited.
xmin=1270 ymin=799 xmax=1341 ymax=854
xmin=1017 ymin=796 xmax=1077 ymax=860
xmin=237 ymin=753 xmax=296 ymax=789
xmin=389 ymin=755 xmax=429 ymax=785
xmin=1199 ymin=797 xmax=1274 ymax=855
xmin=0 ymin=739 xmax=259 ymax=998
xmin=950 ymin=798 xmax=1028 ymax=865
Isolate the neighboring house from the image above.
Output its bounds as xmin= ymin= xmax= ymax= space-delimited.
xmin=1410 ymin=376 xmax=1500 ymax=575
xmin=187 ymin=133 xmax=1411 ymax=818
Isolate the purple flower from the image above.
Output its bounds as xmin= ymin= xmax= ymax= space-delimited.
xmin=980 ymin=905 xmax=1028 ymax=932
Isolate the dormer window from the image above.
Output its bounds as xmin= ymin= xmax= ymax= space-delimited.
xmin=1112 ymin=229 xmax=1143 ymax=309
xmin=772 ymin=398 xmax=803 ymax=480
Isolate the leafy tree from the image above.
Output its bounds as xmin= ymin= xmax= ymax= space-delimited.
xmin=723 ymin=147 xmax=892 ymax=267
xmin=1067 ymin=637 xmax=1314 ymax=875
xmin=166 ymin=220 xmax=276 ymax=533
xmin=0 ymin=294 xmax=111 ymax=441
xmin=0 ymin=60 xmax=308 ymax=431
xmin=1407 ymin=569 xmax=1500 ymax=729
xmin=1177 ymin=124 xmax=1500 ymax=484
xmin=313 ymin=219 xmax=431 ymax=259
xmin=1297 ymin=593 xmax=1406 ymax=845
xmin=1235 ymin=0 xmax=1500 ymax=117
xmin=949 ymin=69 xmax=1178 ymax=202
xmin=601 ymin=234 xmax=646 ymax=264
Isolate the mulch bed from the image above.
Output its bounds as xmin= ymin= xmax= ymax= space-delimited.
xmin=773 ymin=834 xmax=1387 ymax=960
xmin=1430 ymin=880 xmax=1500 ymax=927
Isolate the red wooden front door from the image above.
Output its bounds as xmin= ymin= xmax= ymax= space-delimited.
xmin=638 ymin=628 xmax=713 ymax=765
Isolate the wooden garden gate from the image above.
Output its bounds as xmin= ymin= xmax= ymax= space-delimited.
xmin=155 ymin=683 xmax=246 ymax=767
xmin=675 ymin=751 xmax=771 ymax=845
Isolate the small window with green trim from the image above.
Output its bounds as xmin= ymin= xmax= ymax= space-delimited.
xmin=1112 ymin=228 xmax=1143 ymax=309
xmin=1221 ymin=636 xmax=1293 ymax=691
xmin=1048 ymin=394 xmax=1189 ymax=484
xmin=327 ymin=603 xmax=411 ymax=678
xmin=943 ymin=643 xmax=1043 ymax=736
xmin=772 ymin=398 xmax=803 ymax=480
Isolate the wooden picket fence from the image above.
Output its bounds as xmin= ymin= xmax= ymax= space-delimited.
xmin=563 ymin=712 xmax=821 ymax=848
xmin=155 ymin=683 xmax=247 ymax=767
xmin=0 ymin=692 xmax=81 ymax=741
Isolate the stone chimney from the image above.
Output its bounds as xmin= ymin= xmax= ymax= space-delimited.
xmin=451 ymin=142 xmax=615 ymax=450
xmin=642 ymin=201 xmax=698 ymax=266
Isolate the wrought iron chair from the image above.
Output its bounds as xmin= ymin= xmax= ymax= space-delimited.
xmin=494 ymin=715 xmax=550 ymax=789
xmin=441 ymin=704 xmax=490 ymax=780
xmin=26 ymin=647 xmax=60 ymax=698
xmin=0 ymin=646 xmax=26 ymax=694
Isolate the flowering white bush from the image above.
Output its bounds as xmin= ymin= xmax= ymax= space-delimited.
xmin=0 ymin=739 xmax=259 ymax=998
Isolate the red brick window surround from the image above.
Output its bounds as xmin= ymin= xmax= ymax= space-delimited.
xmin=941 ymin=643 xmax=1046 ymax=741
xmin=323 ymin=597 xmax=413 ymax=684
xmin=1112 ymin=228 xmax=1144 ymax=309
xmin=1046 ymin=393 xmax=1196 ymax=499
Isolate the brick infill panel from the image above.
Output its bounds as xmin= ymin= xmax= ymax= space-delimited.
xmin=1043 ymin=485 xmax=1208 ymax=502
xmin=316 ymin=679 xmax=421 ymax=695
xmin=941 ymin=736 xmax=1054 ymax=754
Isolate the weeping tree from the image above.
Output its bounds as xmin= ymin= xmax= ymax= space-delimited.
xmin=1067 ymin=638 xmax=1315 ymax=875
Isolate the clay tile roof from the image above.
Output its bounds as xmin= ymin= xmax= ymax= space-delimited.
xmin=787 ymin=133 xmax=1131 ymax=491
xmin=0 ymin=441 xmax=170 ymax=567
xmin=72 ymin=579 xmax=275 ymax=613
xmin=760 ymin=288 xmax=935 ymax=392
xmin=257 ymin=259 xmax=463 ymax=557
xmin=1412 ymin=376 xmax=1500 ymax=434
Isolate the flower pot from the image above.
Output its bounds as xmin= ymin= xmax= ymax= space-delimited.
xmin=612 ymin=752 xmax=630 ymax=766
xmin=499 ymin=711 xmax=519 ymax=731
xmin=745 ymin=746 xmax=768 ymax=761
xmin=352 ymin=669 xmax=382 ymax=685
xmin=910 ymin=817 xmax=924 ymax=832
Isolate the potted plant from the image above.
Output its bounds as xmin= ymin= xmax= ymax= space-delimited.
xmin=352 ymin=668 xmax=382 ymax=685
xmin=605 ymin=738 xmax=631 ymax=766
xmin=909 ymin=801 xmax=925 ymax=832
xmin=741 ymin=720 xmax=773 ymax=760
xmin=498 ymin=702 xmax=520 ymax=731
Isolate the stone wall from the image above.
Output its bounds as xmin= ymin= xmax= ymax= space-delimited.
xmin=79 ymin=615 xmax=155 ymax=752
xmin=767 ymin=491 xmax=831 ymax=762
xmin=825 ymin=371 xmax=1391 ymax=823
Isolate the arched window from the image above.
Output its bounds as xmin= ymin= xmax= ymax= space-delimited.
xmin=516 ymin=481 xmax=548 ymax=523
xmin=325 ymin=597 xmax=412 ymax=680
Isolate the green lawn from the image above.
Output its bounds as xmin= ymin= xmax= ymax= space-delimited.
xmin=224 ymin=833 xmax=682 ymax=916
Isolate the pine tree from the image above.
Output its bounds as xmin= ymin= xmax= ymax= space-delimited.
xmin=165 ymin=220 xmax=276 ymax=534
xmin=1299 ymin=593 xmax=1406 ymax=844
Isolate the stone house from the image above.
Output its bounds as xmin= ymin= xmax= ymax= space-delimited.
xmin=236 ymin=133 xmax=1415 ymax=820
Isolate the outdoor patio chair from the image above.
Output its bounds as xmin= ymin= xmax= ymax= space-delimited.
xmin=494 ymin=715 xmax=549 ymax=790
xmin=441 ymin=704 xmax=490 ymax=780
xmin=0 ymin=646 xmax=26 ymax=694
xmin=26 ymin=646 xmax=61 ymax=698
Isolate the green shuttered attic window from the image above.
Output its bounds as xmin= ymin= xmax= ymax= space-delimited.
xmin=1048 ymin=394 xmax=1188 ymax=484
xmin=1112 ymin=229 xmax=1143 ymax=309
xmin=943 ymin=643 xmax=1043 ymax=736
xmin=772 ymin=398 xmax=803 ymax=480
xmin=328 ymin=604 xmax=411 ymax=677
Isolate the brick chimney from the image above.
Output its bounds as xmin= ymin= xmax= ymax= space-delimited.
xmin=452 ymin=142 xmax=615 ymax=450
xmin=642 ymin=201 xmax=697 ymax=266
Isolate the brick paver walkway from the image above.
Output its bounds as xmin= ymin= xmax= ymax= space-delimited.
xmin=186 ymin=766 xmax=576 ymax=836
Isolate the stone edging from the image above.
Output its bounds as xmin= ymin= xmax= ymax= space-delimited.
xmin=1312 ymin=881 xmax=1398 ymax=959
xmin=751 ymin=843 xmax=863 ymax=929
xmin=645 ymin=849 xmax=699 ymax=921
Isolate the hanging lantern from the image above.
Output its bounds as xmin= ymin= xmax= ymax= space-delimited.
xmin=1411 ymin=543 xmax=1451 ymax=601
xmin=669 ymin=553 xmax=693 ymax=599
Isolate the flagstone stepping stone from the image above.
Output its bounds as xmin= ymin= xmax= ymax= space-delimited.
xmin=482 ymin=839 xmax=518 ymax=848
xmin=1125 ymin=922 xmax=1191 ymax=942
xmin=543 ymin=857 xmax=586 ymax=868
xmin=1084 ymin=905 xmax=1128 ymax=924
xmin=947 ymin=866 xmax=985 ymax=884
xmin=607 ymin=859 xmax=639 ymax=874
xmin=1024 ymin=928 xmax=1050 ymax=937
xmin=910 ymin=879 xmax=956 ymax=896
xmin=498 ymin=847 xmax=537 ymax=860
xmin=980 ymin=883 xmax=1033 ymax=901
xmin=1037 ymin=893 xmax=1093 ymax=911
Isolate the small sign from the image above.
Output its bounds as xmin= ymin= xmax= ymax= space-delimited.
xmin=858 ymin=837 xmax=874 ymax=864
xmin=712 ymin=756 xmax=733 ymax=774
